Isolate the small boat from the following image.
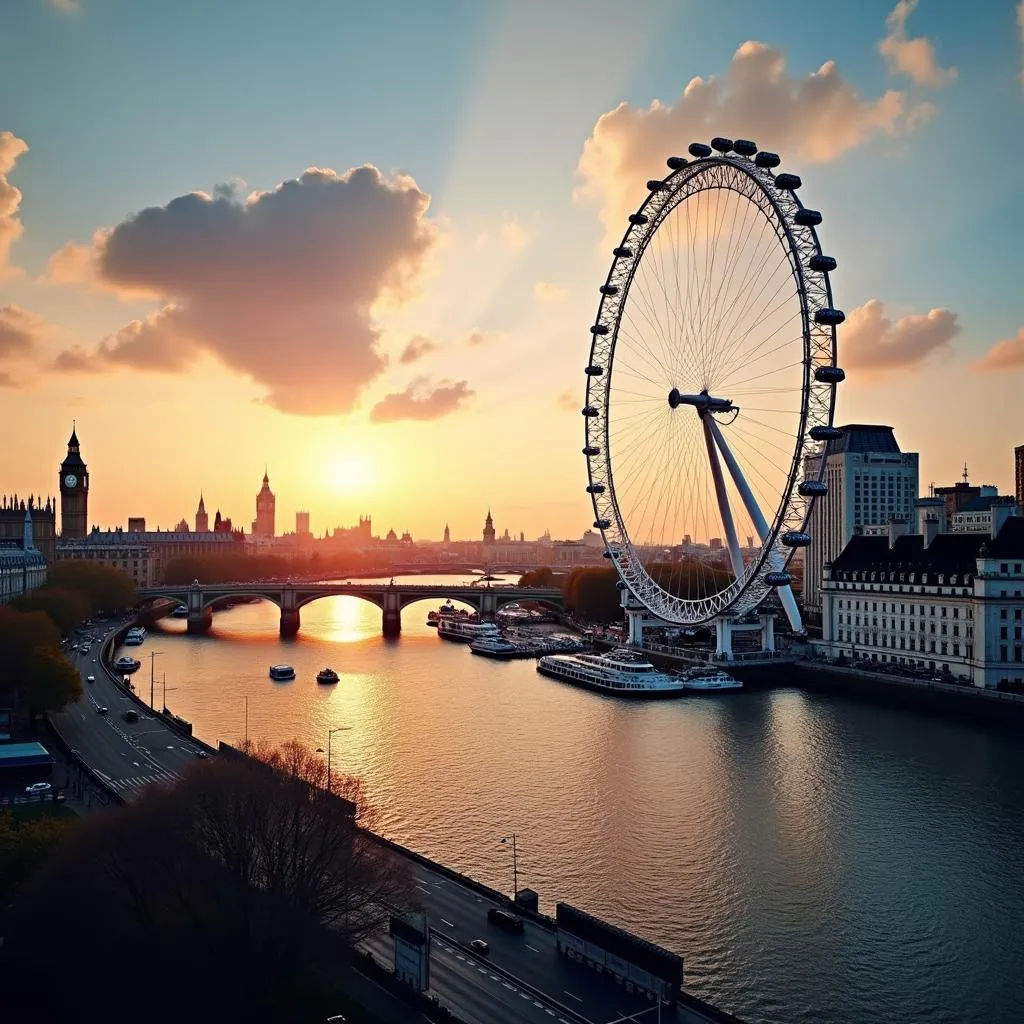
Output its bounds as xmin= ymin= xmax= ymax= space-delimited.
xmin=114 ymin=656 xmax=141 ymax=673
xmin=170 ymin=604 xmax=189 ymax=618
xmin=679 ymin=667 xmax=743 ymax=692
xmin=316 ymin=667 xmax=340 ymax=685
xmin=269 ymin=664 xmax=296 ymax=681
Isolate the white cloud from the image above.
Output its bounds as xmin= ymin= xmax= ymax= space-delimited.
xmin=0 ymin=132 xmax=29 ymax=279
xmin=842 ymin=299 xmax=960 ymax=376
xmin=369 ymin=377 xmax=474 ymax=423
xmin=973 ymin=327 xmax=1024 ymax=372
xmin=534 ymin=281 xmax=568 ymax=303
xmin=878 ymin=0 xmax=957 ymax=88
xmin=577 ymin=40 xmax=928 ymax=237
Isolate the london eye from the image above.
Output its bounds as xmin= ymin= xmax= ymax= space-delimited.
xmin=583 ymin=138 xmax=845 ymax=631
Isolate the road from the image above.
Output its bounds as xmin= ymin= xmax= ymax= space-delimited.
xmin=49 ymin=621 xmax=207 ymax=800
xmin=365 ymin=852 xmax=720 ymax=1024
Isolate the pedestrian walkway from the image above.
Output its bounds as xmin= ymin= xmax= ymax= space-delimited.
xmin=104 ymin=768 xmax=182 ymax=792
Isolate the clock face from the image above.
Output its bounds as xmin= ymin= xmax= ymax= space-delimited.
xmin=64 ymin=473 xmax=77 ymax=488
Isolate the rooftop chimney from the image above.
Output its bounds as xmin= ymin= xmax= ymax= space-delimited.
xmin=888 ymin=515 xmax=909 ymax=548
xmin=915 ymin=497 xmax=947 ymax=540
xmin=990 ymin=498 xmax=1018 ymax=540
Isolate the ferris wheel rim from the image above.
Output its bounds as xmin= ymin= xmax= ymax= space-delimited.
xmin=583 ymin=142 xmax=842 ymax=627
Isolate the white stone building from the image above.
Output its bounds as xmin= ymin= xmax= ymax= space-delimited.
xmin=802 ymin=425 xmax=919 ymax=616
xmin=0 ymin=510 xmax=47 ymax=605
xmin=817 ymin=503 xmax=1024 ymax=689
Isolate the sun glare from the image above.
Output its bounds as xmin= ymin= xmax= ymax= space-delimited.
xmin=330 ymin=454 xmax=372 ymax=493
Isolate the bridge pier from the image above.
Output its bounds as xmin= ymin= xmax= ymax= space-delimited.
xmin=280 ymin=608 xmax=300 ymax=637
xmin=383 ymin=609 xmax=401 ymax=637
xmin=187 ymin=608 xmax=212 ymax=635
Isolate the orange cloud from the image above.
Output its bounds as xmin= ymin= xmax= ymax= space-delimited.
xmin=878 ymin=0 xmax=957 ymax=88
xmin=399 ymin=334 xmax=440 ymax=364
xmin=48 ymin=165 xmax=437 ymax=414
xmin=534 ymin=281 xmax=568 ymax=303
xmin=0 ymin=132 xmax=29 ymax=279
xmin=843 ymin=299 xmax=960 ymax=376
xmin=554 ymin=388 xmax=577 ymax=412
xmin=973 ymin=328 xmax=1024 ymax=372
xmin=577 ymin=41 xmax=928 ymax=237
xmin=369 ymin=377 xmax=474 ymax=423
xmin=0 ymin=304 xmax=52 ymax=387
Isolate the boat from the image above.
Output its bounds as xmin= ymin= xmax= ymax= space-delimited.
xmin=536 ymin=648 xmax=686 ymax=698
xmin=426 ymin=610 xmax=440 ymax=627
xmin=170 ymin=605 xmax=189 ymax=618
xmin=114 ymin=656 xmax=141 ymax=673
xmin=437 ymin=616 xmax=485 ymax=643
xmin=679 ymin=667 xmax=743 ymax=692
xmin=269 ymin=665 xmax=296 ymax=681
xmin=316 ymin=667 xmax=340 ymax=685
xmin=469 ymin=623 xmax=520 ymax=659
xmin=123 ymin=626 xmax=146 ymax=646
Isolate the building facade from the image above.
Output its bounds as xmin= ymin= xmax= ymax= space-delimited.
xmin=950 ymin=494 xmax=1020 ymax=534
xmin=296 ymin=511 xmax=310 ymax=537
xmin=59 ymin=426 xmax=89 ymax=540
xmin=253 ymin=471 xmax=275 ymax=538
xmin=803 ymin=425 xmax=919 ymax=615
xmin=56 ymin=537 xmax=155 ymax=589
xmin=0 ymin=495 xmax=56 ymax=564
xmin=1016 ymin=443 xmax=1023 ymax=510
xmin=0 ymin=510 xmax=48 ymax=605
xmin=483 ymin=510 xmax=495 ymax=545
xmin=816 ymin=505 xmax=1024 ymax=689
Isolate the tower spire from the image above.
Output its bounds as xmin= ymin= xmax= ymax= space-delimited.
xmin=962 ymin=461 xmax=969 ymax=484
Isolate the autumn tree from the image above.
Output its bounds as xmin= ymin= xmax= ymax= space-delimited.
xmin=0 ymin=607 xmax=61 ymax=712
xmin=48 ymin=560 xmax=136 ymax=613
xmin=24 ymin=647 xmax=82 ymax=714
xmin=10 ymin=586 xmax=90 ymax=635
xmin=518 ymin=566 xmax=555 ymax=587
xmin=564 ymin=567 xmax=623 ymax=622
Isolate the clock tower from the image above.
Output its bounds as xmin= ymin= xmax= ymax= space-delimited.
xmin=59 ymin=424 xmax=89 ymax=540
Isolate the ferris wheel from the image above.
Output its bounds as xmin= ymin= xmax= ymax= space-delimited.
xmin=583 ymin=138 xmax=845 ymax=631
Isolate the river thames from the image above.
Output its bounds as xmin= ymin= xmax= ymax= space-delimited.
xmin=128 ymin=576 xmax=1024 ymax=1024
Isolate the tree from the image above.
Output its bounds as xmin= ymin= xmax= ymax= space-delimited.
xmin=564 ymin=567 xmax=623 ymax=623
xmin=10 ymin=586 xmax=90 ymax=635
xmin=0 ymin=607 xmax=60 ymax=708
xmin=0 ymin=808 xmax=78 ymax=904
xmin=25 ymin=647 xmax=82 ymax=714
xmin=518 ymin=566 xmax=555 ymax=587
xmin=48 ymin=560 xmax=136 ymax=613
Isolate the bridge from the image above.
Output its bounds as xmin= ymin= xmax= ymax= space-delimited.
xmin=136 ymin=581 xmax=565 ymax=637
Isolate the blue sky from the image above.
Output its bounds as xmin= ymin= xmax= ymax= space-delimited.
xmin=1 ymin=0 xmax=1021 ymax=537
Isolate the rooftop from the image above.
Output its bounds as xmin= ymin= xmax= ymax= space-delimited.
xmin=825 ymin=424 xmax=903 ymax=456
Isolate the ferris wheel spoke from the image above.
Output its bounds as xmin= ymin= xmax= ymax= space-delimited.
xmin=717 ymin=314 xmax=803 ymax=387
xmin=617 ymin=313 xmax=678 ymax=386
xmin=620 ymin=288 xmax=677 ymax=383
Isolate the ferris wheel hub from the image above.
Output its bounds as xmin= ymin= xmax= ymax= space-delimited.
xmin=667 ymin=388 xmax=734 ymax=415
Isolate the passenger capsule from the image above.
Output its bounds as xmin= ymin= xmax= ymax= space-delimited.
xmin=590 ymin=324 xmax=609 ymax=335
xmin=595 ymin=519 xmax=612 ymax=530
xmin=599 ymin=284 xmax=619 ymax=296
xmin=809 ymin=425 xmax=842 ymax=442
xmin=613 ymin=246 xmax=633 ymax=259
xmin=615 ymin=580 xmax=627 ymax=590
xmin=710 ymin=137 xmax=734 ymax=153
xmin=764 ymin=571 xmax=793 ymax=587
xmin=688 ymin=142 xmax=712 ymax=158
xmin=602 ymin=550 xmax=614 ymax=559
xmin=585 ymin=365 xmax=604 ymax=376
xmin=808 ymin=254 xmax=837 ymax=273
xmin=733 ymin=139 xmax=758 ymax=157
xmin=774 ymin=172 xmax=802 ymax=191
xmin=629 ymin=213 xmax=649 ymax=226
xmin=586 ymin=484 xmax=606 ymax=494
xmin=798 ymin=480 xmax=829 ymax=497
xmin=582 ymin=446 xmax=601 ymax=456
xmin=815 ymin=365 xmax=846 ymax=384
xmin=666 ymin=156 xmax=688 ymax=170
xmin=781 ymin=531 xmax=811 ymax=548
xmin=582 ymin=406 xmax=600 ymax=417
xmin=754 ymin=151 xmax=781 ymax=168
xmin=814 ymin=308 xmax=846 ymax=326
xmin=647 ymin=179 xmax=668 ymax=192
xmin=794 ymin=208 xmax=822 ymax=227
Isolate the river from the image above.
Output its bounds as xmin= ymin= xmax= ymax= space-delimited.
xmin=124 ymin=575 xmax=1024 ymax=1024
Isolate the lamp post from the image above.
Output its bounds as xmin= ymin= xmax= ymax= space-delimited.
xmin=499 ymin=833 xmax=518 ymax=901
xmin=244 ymin=696 xmax=249 ymax=747
xmin=161 ymin=673 xmax=177 ymax=713
xmin=324 ymin=725 xmax=349 ymax=794
xmin=149 ymin=650 xmax=163 ymax=709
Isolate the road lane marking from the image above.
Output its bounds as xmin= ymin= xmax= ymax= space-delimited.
xmin=563 ymin=991 xmax=583 ymax=1003
xmin=519 ymin=991 xmax=531 ymax=1000
xmin=95 ymin=770 xmax=111 ymax=781
xmin=441 ymin=918 xmax=455 ymax=928
xmin=526 ymin=943 xmax=540 ymax=952
xmin=533 ymin=1002 xmax=544 ymax=1009
xmin=502 ymin=982 xmax=515 ymax=991
xmin=416 ymin=885 xmax=430 ymax=894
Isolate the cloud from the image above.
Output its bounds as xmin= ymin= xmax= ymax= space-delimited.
xmin=369 ymin=377 xmax=474 ymax=423
xmin=577 ymin=41 xmax=929 ymax=236
xmin=399 ymin=334 xmax=440 ymax=365
xmin=534 ymin=281 xmax=568 ymax=303
xmin=464 ymin=329 xmax=507 ymax=348
xmin=0 ymin=132 xmax=29 ymax=278
xmin=48 ymin=0 xmax=80 ymax=10
xmin=973 ymin=327 xmax=1024 ymax=372
xmin=48 ymin=165 xmax=437 ymax=414
xmin=499 ymin=218 xmax=529 ymax=251
xmin=0 ymin=305 xmax=47 ymax=358
xmin=555 ymin=388 xmax=578 ymax=411
xmin=879 ymin=0 xmax=957 ymax=88
xmin=842 ymin=299 xmax=960 ymax=375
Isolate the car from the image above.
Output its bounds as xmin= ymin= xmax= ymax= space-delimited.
xmin=469 ymin=939 xmax=490 ymax=955
xmin=193 ymin=750 xmax=209 ymax=759
xmin=96 ymin=706 xmax=108 ymax=715
xmin=122 ymin=709 xmax=139 ymax=723
xmin=86 ymin=675 xmax=95 ymax=683
xmin=25 ymin=782 xmax=52 ymax=794
xmin=92 ymin=658 xmax=97 ymax=663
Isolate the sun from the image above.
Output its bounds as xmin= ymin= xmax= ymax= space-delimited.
xmin=329 ymin=453 xmax=372 ymax=493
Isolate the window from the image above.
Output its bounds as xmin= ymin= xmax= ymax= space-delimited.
xmin=1001 ymin=646 xmax=1008 ymax=662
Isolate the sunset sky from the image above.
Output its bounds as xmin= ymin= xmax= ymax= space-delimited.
xmin=1 ymin=0 xmax=1022 ymax=542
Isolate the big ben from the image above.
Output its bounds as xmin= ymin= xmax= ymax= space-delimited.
xmin=59 ymin=424 xmax=89 ymax=539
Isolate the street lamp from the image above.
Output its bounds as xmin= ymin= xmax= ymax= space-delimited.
xmin=499 ymin=833 xmax=518 ymax=901
xmin=318 ymin=725 xmax=350 ymax=794
xmin=148 ymin=650 xmax=163 ymax=709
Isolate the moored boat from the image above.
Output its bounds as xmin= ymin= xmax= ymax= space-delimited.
xmin=316 ymin=667 xmax=340 ymax=685
xmin=269 ymin=664 xmax=296 ymax=681
xmin=679 ymin=667 xmax=743 ymax=692
xmin=469 ymin=622 xmax=520 ymax=659
xmin=114 ymin=655 xmax=141 ymax=673
xmin=537 ymin=648 xmax=685 ymax=698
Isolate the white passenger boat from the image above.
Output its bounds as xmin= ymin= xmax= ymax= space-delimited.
xmin=536 ymin=648 xmax=686 ymax=698
xmin=437 ymin=616 xmax=483 ymax=643
xmin=679 ymin=667 xmax=743 ymax=692
xmin=469 ymin=622 xmax=519 ymax=659
xmin=269 ymin=664 xmax=296 ymax=681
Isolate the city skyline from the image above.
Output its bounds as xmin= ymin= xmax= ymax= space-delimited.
xmin=2 ymin=0 xmax=1023 ymax=538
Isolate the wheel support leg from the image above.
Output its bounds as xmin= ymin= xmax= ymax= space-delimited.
xmin=702 ymin=418 xmax=744 ymax=580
